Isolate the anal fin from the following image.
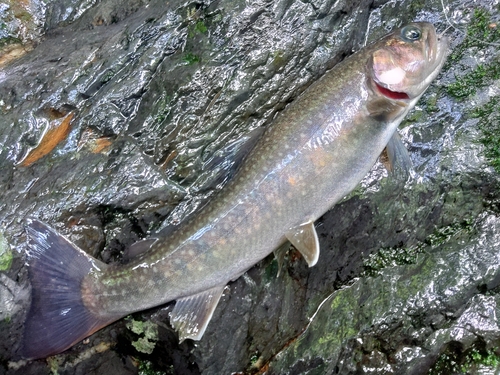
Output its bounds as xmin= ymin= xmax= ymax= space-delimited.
xmin=170 ymin=285 xmax=226 ymax=342
xmin=285 ymin=221 xmax=320 ymax=267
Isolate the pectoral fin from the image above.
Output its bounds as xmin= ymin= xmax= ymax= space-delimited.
xmin=170 ymin=285 xmax=226 ymax=342
xmin=382 ymin=132 xmax=412 ymax=177
xmin=285 ymin=221 xmax=319 ymax=267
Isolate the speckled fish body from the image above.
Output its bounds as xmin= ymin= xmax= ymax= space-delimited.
xmin=23 ymin=22 xmax=448 ymax=359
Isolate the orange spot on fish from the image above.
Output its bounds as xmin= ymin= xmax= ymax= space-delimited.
xmin=19 ymin=112 xmax=74 ymax=167
xmin=309 ymin=149 xmax=328 ymax=169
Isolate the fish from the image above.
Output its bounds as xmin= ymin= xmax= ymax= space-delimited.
xmin=22 ymin=22 xmax=448 ymax=359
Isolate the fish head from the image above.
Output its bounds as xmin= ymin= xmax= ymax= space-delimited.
xmin=369 ymin=22 xmax=448 ymax=102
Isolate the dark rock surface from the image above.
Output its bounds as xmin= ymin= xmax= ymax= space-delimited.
xmin=1 ymin=0 xmax=500 ymax=374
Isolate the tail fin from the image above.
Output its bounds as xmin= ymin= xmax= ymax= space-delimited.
xmin=23 ymin=219 xmax=113 ymax=359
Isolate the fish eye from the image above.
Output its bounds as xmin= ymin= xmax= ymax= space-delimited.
xmin=401 ymin=26 xmax=422 ymax=42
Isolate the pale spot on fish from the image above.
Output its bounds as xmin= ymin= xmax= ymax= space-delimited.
xmin=377 ymin=67 xmax=405 ymax=85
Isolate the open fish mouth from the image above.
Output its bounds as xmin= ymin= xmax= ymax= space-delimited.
xmin=373 ymin=82 xmax=410 ymax=100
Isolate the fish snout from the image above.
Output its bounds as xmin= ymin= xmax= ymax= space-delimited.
xmin=370 ymin=22 xmax=448 ymax=101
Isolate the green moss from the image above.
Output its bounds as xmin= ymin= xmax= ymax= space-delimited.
xmin=264 ymin=257 xmax=279 ymax=281
xmin=126 ymin=318 xmax=158 ymax=354
xmin=407 ymin=0 xmax=427 ymax=15
xmin=471 ymin=96 xmax=500 ymax=173
xmin=249 ymin=351 xmax=260 ymax=366
xmin=0 ymin=231 xmax=12 ymax=271
xmin=100 ymin=69 xmax=115 ymax=84
xmin=424 ymin=93 xmax=439 ymax=113
xmin=429 ymin=342 xmax=500 ymax=374
xmin=188 ymin=20 xmax=208 ymax=38
xmin=446 ymin=62 xmax=500 ymax=99
xmin=447 ymin=8 xmax=500 ymax=66
xmin=47 ymin=356 xmax=60 ymax=375
xmin=152 ymin=92 xmax=171 ymax=125
xmin=132 ymin=336 xmax=156 ymax=355
xmin=463 ymin=347 xmax=500 ymax=369
xmin=183 ymin=52 xmax=201 ymax=64
xmin=363 ymin=246 xmax=418 ymax=276
xmin=429 ymin=351 xmax=462 ymax=374
xmin=137 ymin=359 xmax=170 ymax=375
xmin=194 ymin=20 xmax=207 ymax=34
xmin=424 ymin=218 xmax=475 ymax=247
xmin=364 ymin=219 xmax=475 ymax=276
xmin=0 ymin=36 xmax=21 ymax=49
xmin=444 ymin=8 xmax=500 ymax=99
xmin=271 ymin=50 xmax=287 ymax=70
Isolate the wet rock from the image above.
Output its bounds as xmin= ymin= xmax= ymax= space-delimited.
xmin=1 ymin=0 xmax=500 ymax=374
xmin=266 ymin=214 xmax=500 ymax=374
